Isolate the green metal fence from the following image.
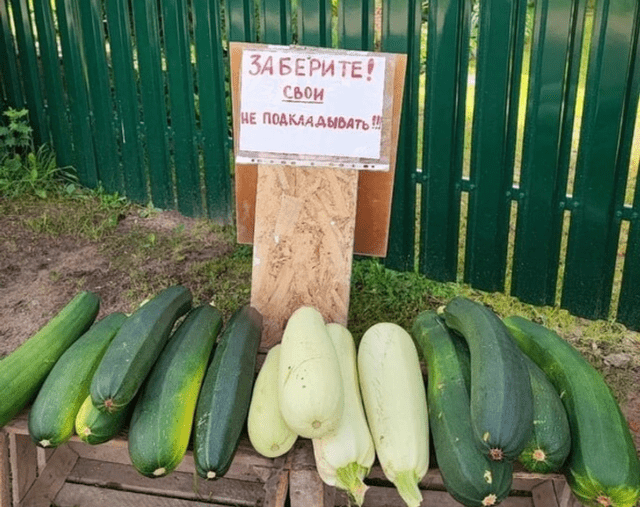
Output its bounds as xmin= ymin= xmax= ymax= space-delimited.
xmin=1 ymin=0 xmax=639 ymax=331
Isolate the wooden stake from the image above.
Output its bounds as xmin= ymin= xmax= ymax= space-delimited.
xmin=251 ymin=165 xmax=359 ymax=348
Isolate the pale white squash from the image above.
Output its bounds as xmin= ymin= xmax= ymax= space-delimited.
xmin=247 ymin=345 xmax=298 ymax=458
xmin=278 ymin=306 xmax=344 ymax=439
xmin=312 ymin=323 xmax=375 ymax=506
xmin=357 ymin=322 xmax=429 ymax=507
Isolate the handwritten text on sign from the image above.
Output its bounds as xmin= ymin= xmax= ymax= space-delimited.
xmin=238 ymin=48 xmax=387 ymax=167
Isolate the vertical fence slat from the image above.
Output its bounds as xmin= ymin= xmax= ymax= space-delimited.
xmin=561 ymin=0 xmax=638 ymax=320
xmin=261 ymin=0 xmax=291 ymax=45
xmin=78 ymin=0 xmax=121 ymax=194
xmin=193 ymin=0 xmax=232 ymax=223
xmin=162 ymin=0 xmax=201 ymax=216
xmin=224 ymin=0 xmax=256 ymax=42
xmin=298 ymin=0 xmax=332 ymax=47
xmin=56 ymin=0 xmax=98 ymax=187
xmin=612 ymin=7 xmax=640 ymax=330
xmin=339 ymin=0 xmax=374 ymax=50
xmin=381 ymin=0 xmax=422 ymax=271
xmin=419 ymin=0 xmax=470 ymax=282
xmin=0 ymin=0 xmax=24 ymax=108
xmin=105 ymin=0 xmax=146 ymax=203
xmin=32 ymin=0 xmax=73 ymax=169
xmin=132 ymin=0 xmax=173 ymax=209
xmin=511 ymin=0 xmax=585 ymax=306
xmin=464 ymin=0 xmax=527 ymax=292
xmin=8 ymin=0 xmax=47 ymax=144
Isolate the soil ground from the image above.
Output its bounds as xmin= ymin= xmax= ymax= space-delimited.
xmin=1 ymin=198 xmax=639 ymax=456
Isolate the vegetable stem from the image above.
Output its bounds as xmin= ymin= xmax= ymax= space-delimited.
xmin=335 ymin=462 xmax=370 ymax=506
xmin=392 ymin=470 xmax=423 ymax=507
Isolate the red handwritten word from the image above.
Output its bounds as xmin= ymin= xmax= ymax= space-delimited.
xmin=259 ymin=112 xmax=370 ymax=130
xmin=283 ymin=86 xmax=325 ymax=103
xmin=247 ymin=54 xmax=373 ymax=80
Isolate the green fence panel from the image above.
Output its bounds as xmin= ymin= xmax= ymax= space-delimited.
xmin=297 ymin=0 xmax=332 ymax=47
xmin=419 ymin=0 xmax=470 ymax=282
xmin=224 ymin=0 xmax=256 ymax=42
xmin=193 ymin=0 xmax=232 ymax=223
xmin=381 ymin=0 xmax=422 ymax=272
xmin=8 ymin=0 xmax=47 ymax=145
xmin=464 ymin=0 xmax=527 ymax=292
xmin=260 ymin=0 xmax=291 ymax=45
xmin=132 ymin=0 xmax=173 ymax=209
xmin=339 ymin=0 xmax=374 ymax=50
xmin=0 ymin=0 xmax=23 ymax=108
xmin=510 ymin=0 xmax=587 ymax=306
xmin=615 ymin=8 xmax=640 ymax=331
xmin=32 ymin=0 xmax=73 ymax=169
xmin=105 ymin=0 xmax=146 ymax=204
xmin=78 ymin=0 xmax=121 ymax=194
xmin=561 ymin=0 xmax=638 ymax=320
xmin=56 ymin=0 xmax=98 ymax=187
xmin=162 ymin=0 xmax=201 ymax=217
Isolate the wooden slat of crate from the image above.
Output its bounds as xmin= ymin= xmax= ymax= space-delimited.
xmin=66 ymin=437 xmax=275 ymax=484
xmin=66 ymin=458 xmax=265 ymax=506
xmin=336 ymin=485 xmax=535 ymax=507
xmin=54 ymin=483 xmax=225 ymax=507
xmin=8 ymin=434 xmax=36 ymax=506
xmin=1 ymin=432 xmax=10 ymax=507
xmin=19 ymin=445 xmax=78 ymax=507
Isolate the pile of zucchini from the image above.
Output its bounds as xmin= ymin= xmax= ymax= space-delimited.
xmin=246 ymin=298 xmax=640 ymax=507
xmin=412 ymin=298 xmax=640 ymax=507
xmin=0 ymin=287 xmax=263 ymax=480
xmin=1 ymin=289 xmax=639 ymax=507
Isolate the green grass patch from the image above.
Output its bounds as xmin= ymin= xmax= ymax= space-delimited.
xmin=10 ymin=189 xmax=130 ymax=241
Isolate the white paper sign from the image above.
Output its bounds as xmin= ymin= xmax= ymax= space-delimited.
xmin=237 ymin=47 xmax=387 ymax=169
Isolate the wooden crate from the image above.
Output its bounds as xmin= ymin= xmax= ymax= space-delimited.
xmin=2 ymin=411 xmax=583 ymax=507
xmin=287 ymin=438 xmax=584 ymax=507
xmin=1 ymin=410 xmax=288 ymax=507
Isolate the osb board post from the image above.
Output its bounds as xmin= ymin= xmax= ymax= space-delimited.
xmin=251 ymin=165 xmax=359 ymax=347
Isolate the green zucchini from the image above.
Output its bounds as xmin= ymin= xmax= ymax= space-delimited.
xmin=504 ymin=316 xmax=640 ymax=507
xmin=518 ymin=353 xmax=571 ymax=473
xmin=128 ymin=305 xmax=222 ymax=477
xmin=443 ymin=297 xmax=533 ymax=462
xmin=412 ymin=311 xmax=513 ymax=507
xmin=75 ymin=394 xmax=132 ymax=445
xmin=28 ymin=312 xmax=127 ymax=447
xmin=0 ymin=291 xmax=100 ymax=427
xmin=194 ymin=305 xmax=263 ymax=479
xmin=90 ymin=285 xmax=192 ymax=413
